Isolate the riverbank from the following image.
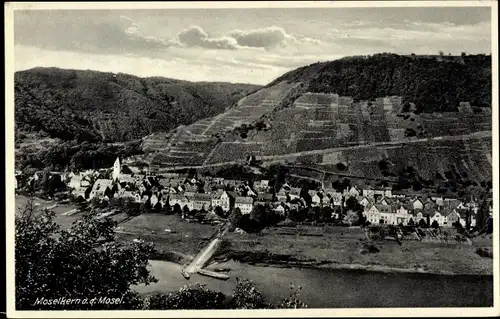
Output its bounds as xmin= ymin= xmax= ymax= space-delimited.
xmin=215 ymin=225 xmax=493 ymax=276
xmin=135 ymin=259 xmax=493 ymax=308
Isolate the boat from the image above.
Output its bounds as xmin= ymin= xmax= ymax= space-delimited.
xmin=197 ymin=269 xmax=229 ymax=280
xmin=181 ymin=269 xmax=191 ymax=280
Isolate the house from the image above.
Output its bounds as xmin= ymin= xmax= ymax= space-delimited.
xmin=274 ymin=204 xmax=286 ymax=215
xmin=254 ymin=180 xmax=270 ymax=192
xmin=443 ymin=208 xmax=462 ymax=227
xmin=172 ymin=194 xmax=194 ymax=211
xmin=324 ymin=190 xmax=342 ymax=206
xmin=120 ymin=190 xmax=136 ymax=200
xmin=362 ymin=187 xmax=375 ymax=198
xmin=383 ymin=187 xmax=393 ymax=198
xmin=89 ymin=179 xmax=113 ymax=200
xmin=120 ymin=174 xmax=134 ymax=184
xmin=344 ymin=186 xmax=360 ymax=198
xmin=429 ymin=210 xmax=446 ymax=227
xmin=288 ymin=187 xmax=301 ymax=200
xmin=377 ymin=196 xmax=393 ymax=206
xmin=193 ymin=193 xmax=213 ymax=211
xmin=133 ymin=192 xmax=142 ymax=203
xmin=246 ymin=186 xmax=257 ymax=197
xmin=359 ymin=196 xmax=371 ymax=207
xmin=211 ymin=190 xmax=232 ymax=211
xmin=235 ymin=196 xmax=254 ymax=214
xmin=225 ymin=179 xmax=240 ymax=188
xmin=69 ymin=174 xmax=83 ymax=189
xmin=184 ymin=184 xmax=198 ymax=197
xmin=71 ymin=186 xmax=88 ymax=200
xmin=394 ymin=205 xmax=412 ymax=225
xmin=276 ymin=188 xmax=288 ymax=203
xmin=364 ymin=204 xmax=394 ymax=225
xmin=311 ymin=193 xmax=322 ymax=207
xmin=307 ymin=190 xmax=317 ymax=197
xmin=256 ymin=192 xmax=274 ymax=203
xmin=412 ymin=198 xmax=424 ymax=211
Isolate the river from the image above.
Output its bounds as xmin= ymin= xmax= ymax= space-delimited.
xmin=134 ymin=260 xmax=493 ymax=308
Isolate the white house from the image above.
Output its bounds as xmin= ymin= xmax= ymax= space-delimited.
xmin=274 ymin=203 xmax=286 ymax=215
xmin=412 ymin=198 xmax=424 ymax=211
xmin=359 ymin=196 xmax=371 ymax=207
xmin=311 ymin=193 xmax=322 ymax=207
xmin=211 ymin=190 xmax=232 ymax=211
xmin=394 ymin=205 xmax=412 ymax=225
xmin=430 ymin=210 xmax=446 ymax=227
xmin=364 ymin=204 xmax=395 ymax=225
xmin=235 ymin=196 xmax=254 ymax=214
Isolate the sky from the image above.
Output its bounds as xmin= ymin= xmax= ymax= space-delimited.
xmin=13 ymin=6 xmax=492 ymax=85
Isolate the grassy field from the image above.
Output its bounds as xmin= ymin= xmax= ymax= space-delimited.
xmin=115 ymin=213 xmax=217 ymax=264
xmin=220 ymin=225 xmax=493 ymax=275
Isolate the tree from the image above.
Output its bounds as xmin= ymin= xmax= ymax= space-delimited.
xmin=229 ymin=278 xmax=268 ymax=309
xmin=418 ymin=218 xmax=427 ymax=228
xmin=182 ymin=205 xmax=190 ymax=218
xmin=15 ymin=197 xmax=157 ymax=310
xmin=277 ymin=285 xmax=308 ymax=309
xmin=408 ymin=218 xmax=415 ymax=226
xmin=229 ymin=207 xmax=243 ymax=229
xmin=173 ymin=203 xmax=182 ymax=215
xmin=144 ymin=284 xmax=225 ymax=310
xmin=214 ymin=206 xmax=226 ymax=218
xmin=431 ymin=220 xmax=439 ymax=229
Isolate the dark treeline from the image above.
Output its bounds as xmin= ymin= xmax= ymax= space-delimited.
xmin=16 ymin=139 xmax=143 ymax=172
xmin=269 ymin=53 xmax=491 ymax=113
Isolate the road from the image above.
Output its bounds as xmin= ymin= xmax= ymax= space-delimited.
xmin=157 ymin=130 xmax=491 ymax=172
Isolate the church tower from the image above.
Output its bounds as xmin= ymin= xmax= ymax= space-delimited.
xmin=112 ymin=157 xmax=121 ymax=182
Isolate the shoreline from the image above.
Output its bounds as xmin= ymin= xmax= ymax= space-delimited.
xmin=151 ymin=255 xmax=493 ymax=277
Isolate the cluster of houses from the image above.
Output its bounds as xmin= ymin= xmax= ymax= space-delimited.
xmin=17 ymin=157 xmax=491 ymax=228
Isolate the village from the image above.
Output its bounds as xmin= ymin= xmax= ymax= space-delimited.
xmin=15 ymin=156 xmax=492 ymax=231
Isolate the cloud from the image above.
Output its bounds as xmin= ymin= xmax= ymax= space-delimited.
xmin=228 ymin=26 xmax=295 ymax=48
xmin=14 ymin=13 xmax=168 ymax=56
xmin=172 ymin=25 xmax=322 ymax=51
xmin=174 ymin=25 xmax=238 ymax=50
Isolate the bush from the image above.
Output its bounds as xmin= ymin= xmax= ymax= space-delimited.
xmin=229 ymin=278 xmax=268 ymax=309
xmin=145 ymin=284 xmax=226 ymax=309
xmin=475 ymin=248 xmax=493 ymax=258
xmin=276 ymin=285 xmax=308 ymax=309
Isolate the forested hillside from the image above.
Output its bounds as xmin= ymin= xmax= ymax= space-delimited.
xmin=15 ymin=68 xmax=260 ymax=142
xmin=268 ymin=53 xmax=491 ymax=113
xmin=14 ymin=68 xmax=260 ymax=171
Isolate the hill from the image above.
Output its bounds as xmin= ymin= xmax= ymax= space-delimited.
xmin=142 ymin=53 xmax=492 ymax=193
xmin=267 ymin=53 xmax=491 ymax=113
xmin=14 ymin=68 xmax=261 ymax=171
xmin=15 ymin=67 xmax=261 ymax=142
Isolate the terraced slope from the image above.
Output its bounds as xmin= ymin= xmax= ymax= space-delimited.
xmin=144 ymin=81 xmax=301 ymax=167
xmin=141 ymin=54 xmax=492 ymax=184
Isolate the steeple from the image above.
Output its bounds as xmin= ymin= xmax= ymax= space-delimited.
xmin=112 ymin=157 xmax=121 ymax=182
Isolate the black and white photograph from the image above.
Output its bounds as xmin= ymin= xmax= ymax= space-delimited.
xmin=5 ymin=1 xmax=498 ymax=317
